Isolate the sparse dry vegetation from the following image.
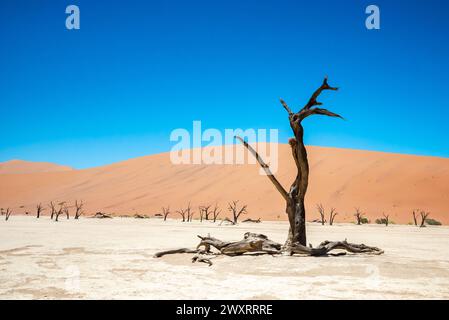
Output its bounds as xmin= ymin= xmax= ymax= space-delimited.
xmin=74 ymin=200 xmax=84 ymax=219
xmin=36 ymin=203 xmax=45 ymax=219
xmin=317 ymin=203 xmax=326 ymax=225
xmin=161 ymin=206 xmax=170 ymax=221
xmin=227 ymin=200 xmax=247 ymax=224
xmin=354 ymin=207 xmax=366 ymax=225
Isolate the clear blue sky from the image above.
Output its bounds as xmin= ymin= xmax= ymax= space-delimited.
xmin=1 ymin=0 xmax=448 ymax=168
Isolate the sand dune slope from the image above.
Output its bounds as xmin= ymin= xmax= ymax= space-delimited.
xmin=0 ymin=144 xmax=448 ymax=224
xmin=0 ymin=159 xmax=73 ymax=175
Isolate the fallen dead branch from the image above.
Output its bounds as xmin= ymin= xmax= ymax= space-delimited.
xmin=242 ymin=218 xmax=261 ymax=223
xmin=219 ymin=217 xmax=235 ymax=226
xmin=154 ymin=232 xmax=383 ymax=265
xmin=92 ymin=212 xmax=113 ymax=219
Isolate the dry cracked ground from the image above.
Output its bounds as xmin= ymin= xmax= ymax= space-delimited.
xmin=1 ymin=216 xmax=449 ymax=299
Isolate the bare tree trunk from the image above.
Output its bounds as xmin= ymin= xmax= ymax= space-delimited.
xmin=412 ymin=210 xmax=418 ymax=226
xmin=329 ymin=208 xmax=338 ymax=226
xmin=5 ymin=208 xmax=12 ymax=221
xmin=354 ymin=207 xmax=364 ymax=225
xmin=74 ymin=200 xmax=84 ymax=219
xmin=383 ymin=213 xmax=389 ymax=227
xmin=227 ymin=200 xmax=247 ymax=224
xmin=49 ymin=202 xmax=56 ymax=220
xmin=36 ymin=203 xmax=45 ymax=219
xmin=55 ymin=202 xmax=67 ymax=222
xmin=420 ymin=211 xmax=430 ymax=228
xmin=199 ymin=205 xmax=211 ymax=222
xmin=212 ymin=204 xmax=221 ymax=223
xmin=317 ymin=203 xmax=326 ymax=225
xmin=237 ymin=77 xmax=341 ymax=247
xmin=162 ymin=206 xmax=170 ymax=221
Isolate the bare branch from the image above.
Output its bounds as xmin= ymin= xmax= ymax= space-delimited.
xmin=329 ymin=208 xmax=338 ymax=226
xmin=279 ymin=98 xmax=293 ymax=115
xmin=161 ymin=206 xmax=170 ymax=221
xmin=303 ymin=76 xmax=338 ymax=110
xmin=316 ymin=203 xmax=326 ymax=225
xmin=235 ymin=135 xmax=288 ymax=201
xmin=227 ymin=200 xmax=248 ymax=224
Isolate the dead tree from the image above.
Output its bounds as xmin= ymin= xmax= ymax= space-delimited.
xmin=234 ymin=77 xmax=344 ymax=247
xmin=412 ymin=209 xmax=419 ymax=226
xmin=228 ymin=200 xmax=247 ymax=224
xmin=186 ymin=203 xmax=195 ymax=222
xmin=49 ymin=202 xmax=57 ymax=220
xmin=177 ymin=208 xmax=187 ymax=222
xmin=177 ymin=203 xmax=193 ymax=222
xmin=161 ymin=206 xmax=170 ymax=221
xmin=383 ymin=213 xmax=389 ymax=226
xmin=354 ymin=207 xmax=365 ymax=225
xmin=5 ymin=208 xmax=12 ymax=221
xmin=317 ymin=203 xmax=326 ymax=225
xmin=420 ymin=211 xmax=430 ymax=228
xmin=154 ymin=77 xmax=383 ymax=263
xmin=36 ymin=203 xmax=45 ymax=219
xmin=329 ymin=208 xmax=338 ymax=226
xmin=55 ymin=202 xmax=68 ymax=222
xmin=74 ymin=200 xmax=84 ymax=219
xmin=0 ymin=208 xmax=4 ymax=216
xmin=199 ymin=204 xmax=212 ymax=222
xmin=212 ymin=204 xmax=221 ymax=222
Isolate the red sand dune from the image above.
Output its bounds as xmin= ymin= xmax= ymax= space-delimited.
xmin=0 ymin=144 xmax=448 ymax=224
xmin=0 ymin=159 xmax=73 ymax=175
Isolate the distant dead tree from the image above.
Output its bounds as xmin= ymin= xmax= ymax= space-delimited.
xmin=49 ymin=202 xmax=57 ymax=220
xmin=0 ymin=208 xmax=4 ymax=216
xmin=177 ymin=207 xmax=187 ymax=222
xmin=412 ymin=209 xmax=419 ymax=226
xmin=55 ymin=202 xmax=68 ymax=222
xmin=329 ymin=208 xmax=338 ymax=226
xmin=5 ymin=208 xmax=12 ymax=221
xmin=161 ymin=206 xmax=170 ymax=221
xmin=317 ymin=203 xmax=326 ymax=225
xmin=177 ymin=203 xmax=195 ymax=222
xmin=354 ymin=207 xmax=365 ymax=225
xmin=186 ymin=203 xmax=195 ymax=222
xmin=74 ymin=200 xmax=84 ymax=219
xmin=212 ymin=203 xmax=221 ymax=223
xmin=227 ymin=200 xmax=248 ymax=224
xmin=199 ymin=204 xmax=212 ymax=222
xmin=420 ymin=211 xmax=430 ymax=228
xmin=383 ymin=213 xmax=389 ymax=226
xmin=36 ymin=203 xmax=45 ymax=219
